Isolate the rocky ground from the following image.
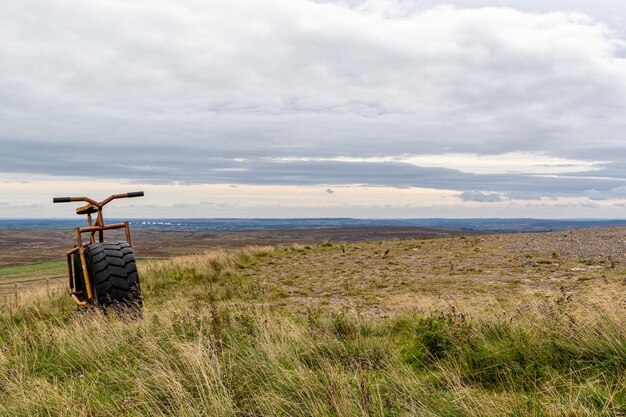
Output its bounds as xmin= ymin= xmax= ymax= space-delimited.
xmin=233 ymin=227 xmax=626 ymax=317
xmin=507 ymin=227 xmax=626 ymax=262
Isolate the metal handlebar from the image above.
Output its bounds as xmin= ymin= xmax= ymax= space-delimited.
xmin=52 ymin=191 xmax=144 ymax=206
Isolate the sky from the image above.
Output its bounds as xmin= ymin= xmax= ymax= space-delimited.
xmin=1 ymin=0 xmax=626 ymax=218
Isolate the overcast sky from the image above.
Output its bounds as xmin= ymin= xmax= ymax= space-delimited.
xmin=1 ymin=0 xmax=626 ymax=218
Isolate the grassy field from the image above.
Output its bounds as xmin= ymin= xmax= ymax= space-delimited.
xmin=0 ymin=259 xmax=158 ymax=284
xmin=0 ymin=260 xmax=67 ymax=281
xmin=1 ymin=233 xmax=625 ymax=416
xmin=0 ymin=226 xmax=460 ymax=268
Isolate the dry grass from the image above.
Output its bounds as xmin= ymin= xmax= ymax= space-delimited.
xmin=232 ymin=236 xmax=626 ymax=317
xmin=1 ymin=235 xmax=626 ymax=416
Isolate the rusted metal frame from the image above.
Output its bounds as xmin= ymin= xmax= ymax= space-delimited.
xmin=75 ymin=228 xmax=94 ymax=302
xmin=76 ymin=223 xmax=132 ymax=246
xmin=124 ymin=222 xmax=133 ymax=246
xmin=71 ymin=294 xmax=87 ymax=306
xmin=66 ymin=246 xmax=79 ymax=290
xmin=99 ymin=192 xmax=132 ymax=206
xmin=66 ymin=196 xmax=99 ymax=206
xmin=87 ymin=212 xmax=97 ymax=244
xmin=61 ymin=193 xmax=131 ymax=210
xmin=96 ymin=208 xmax=104 ymax=242
xmin=78 ymin=223 xmax=127 ymax=233
xmin=66 ymin=246 xmax=88 ymax=306
xmin=56 ymin=192 xmax=142 ymax=307
xmin=66 ymin=253 xmax=73 ymax=290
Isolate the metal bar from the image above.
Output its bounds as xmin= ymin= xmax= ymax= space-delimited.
xmin=79 ymin=248 xmax=93 ymax=301
xmin=66 ymin=252 xmax=74 ymax=290
xmin=96 ymin=209 xmax=104 ymax=242
xmin=53 ymin=196 xmax=100 ymax=206
xmin=53 ymin=192 xmax=143 ymax=209
xmin=71 ymin=293 xmax=87 ymax=307
xmin=89 ymin=211 xmax=96 ymax=244
xmin=100 ymin=192 xmax=134 ymax=206
xmin=77 ymin=223 xmax=127 ymax=233
xmin=75 ymin=228 xmax=93 ymax=302
xmin=124 ymin=221 xmax=132 ymax=246
xmin=75 ymin=228 xmax=84 ymax=247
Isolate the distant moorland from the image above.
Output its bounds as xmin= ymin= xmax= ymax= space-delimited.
xmin=3 ymin=217 xmax=626 ymax=233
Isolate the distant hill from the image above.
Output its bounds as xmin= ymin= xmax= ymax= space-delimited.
xmin=2 ymin=217 xmax=626 ymax=233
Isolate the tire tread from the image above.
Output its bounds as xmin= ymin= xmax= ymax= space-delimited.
xmin=82 ymin=241 xmax=143 ymax=311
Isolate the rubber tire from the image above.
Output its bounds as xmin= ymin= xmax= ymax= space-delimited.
xmin=83 ymin=242 xmax=143 ymax=311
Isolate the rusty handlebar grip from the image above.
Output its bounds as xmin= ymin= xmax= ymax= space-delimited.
xmin=127 ymin=191 xmax=144 ymax=198
xmin=53 ymin=197 xmax=71 ymax=203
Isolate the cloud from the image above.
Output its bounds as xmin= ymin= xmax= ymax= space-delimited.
xmin=272 ymin=153 xmax=606 ymax=175
xmin=505 ymin=191 xmax=545 ymax=201
xmin=1 ymin=139 xmax=626 ymax=199
xmin=0 ymin=0 xmax=625 ymax=203
xmin=584 ymin=186 xmax=626 ymax=200
xmin=458 ymin=191 xmax=503 ymax=202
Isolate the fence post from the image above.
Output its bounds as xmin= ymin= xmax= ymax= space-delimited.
xmin=46 ymin=278 xmax=50 ymax=297
xmin=14 ymin=282 xmax=18 ymax=307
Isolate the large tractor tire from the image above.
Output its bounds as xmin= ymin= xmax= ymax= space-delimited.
xmin=73 ymin=241 xmax=142 ymax=311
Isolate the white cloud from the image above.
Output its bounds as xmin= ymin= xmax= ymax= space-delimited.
xmin=1 ymin=0 xmax=626 ymax=216
xmin=2 ymin=1 xmax=624 ymax=152
xmin=272 ymin=152 xmax=605 ymax=174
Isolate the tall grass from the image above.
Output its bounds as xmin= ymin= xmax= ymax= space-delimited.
xmin=0 ymin=247 xmax=625 ymax=416
xmin=143 ymin=246 xmax=275 ymax=304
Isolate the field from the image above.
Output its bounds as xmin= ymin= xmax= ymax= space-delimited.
xmin=0 ymin=226 xmax=461 ymax=269
xmin=1 ymin=227 xmax=625 ymax=416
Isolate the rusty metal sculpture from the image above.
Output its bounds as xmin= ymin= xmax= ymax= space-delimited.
xmin=53 ymin=192 xmax=144 ymax=309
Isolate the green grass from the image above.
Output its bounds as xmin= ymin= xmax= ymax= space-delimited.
xmin=1 ymin=245 xmax=625 ymax=416
xmin=0 ymin=260 xmax=66 ymax=280
xmin=0 ymin=258 xmax=153 ymax=283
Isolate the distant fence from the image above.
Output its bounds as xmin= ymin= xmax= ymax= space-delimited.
xmin=0 ymin=275 xmax=67 ymax=307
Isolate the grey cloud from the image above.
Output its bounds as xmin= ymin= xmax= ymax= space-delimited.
xmin=505 ymin=191 xmax=545 ymax=201
xmin=584 ymin=186 xmax=626 ymax=200
xmin=579 ymin=200 xmax=601 ymax=208
xmin=1 ymin=1 xmax=626 ymax=200
xmin=3 ymin=137 xmax=626 ymax=199
xmin=459 ymin=191 xmax=503 ymax=202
